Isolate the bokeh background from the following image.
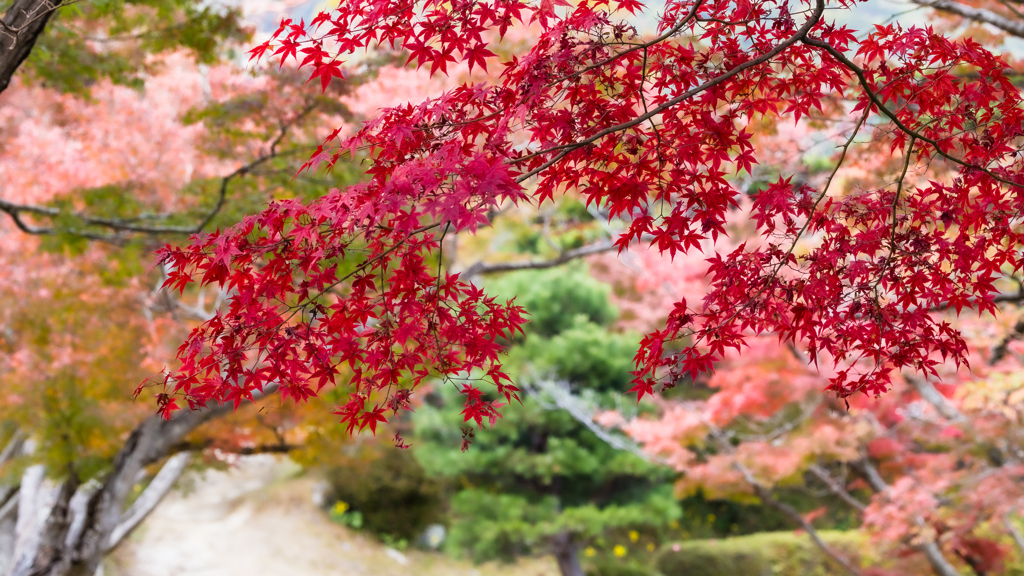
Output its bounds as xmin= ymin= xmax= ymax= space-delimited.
xmin=2 ymin=0 xmax=1024 ymax=575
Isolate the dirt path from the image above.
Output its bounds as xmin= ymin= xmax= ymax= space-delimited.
xmin=108 ymin=455 xmax=557 ymax=576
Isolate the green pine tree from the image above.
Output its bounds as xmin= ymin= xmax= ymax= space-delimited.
xmin=413 ymin=265 xmax=679 ymax=576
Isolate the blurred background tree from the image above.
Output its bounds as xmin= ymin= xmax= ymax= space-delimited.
xmin=0 ymin=0 xmax=249 ymax=94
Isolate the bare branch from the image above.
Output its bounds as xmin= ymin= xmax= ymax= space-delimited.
xmin=807 ymin=464 xmax=867 ymax=512
xmin=105 ymin=451 xmax=191 ymax=552
xmin=0 ymin=491 xmax=18 ymax=524
xmin=905 ymin=376 xmax=964 ymax=422
xmin=523 ymin=379 xmax=668 ymax=465
xmin=461 ymin=240 xmax=616 ymax=281
xmin=853 ymin=455 xmax=890 ymax=493
xmin=734 ymin=462 xmax=863 ymax=576
xmin=918 ymin=529 xmax=965 ymax=576
xmin=913 ymin=0 xmax=1024 ymax=38
xmin=0 ymin=430 xmax=24 ymax=467
xmin=852 ymin=457 xmax=963 ymax=576
xmin=167 ymin=440 xmax=297 ymax=456
xmin=0 ymin=104 xmax=319 ymax=241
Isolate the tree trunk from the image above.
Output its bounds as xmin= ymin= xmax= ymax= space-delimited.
xmin=0 ymin=389 xmax=258 ymax=576
xmin=551 ymin=532 xmax=586 ymax=576
xmin=0 ymin=0 xmax=60 ymax=93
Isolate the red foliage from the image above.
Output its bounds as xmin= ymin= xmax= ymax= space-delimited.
xmin=157 ymin=0 xmax=1024 ymax=433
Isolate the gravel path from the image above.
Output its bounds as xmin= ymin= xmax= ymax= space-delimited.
xmin=107 ymin=455 xmax=556 ymax=576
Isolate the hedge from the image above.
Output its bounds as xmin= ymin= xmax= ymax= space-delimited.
xmin=656 ymin=531 xmax=866 ymax=576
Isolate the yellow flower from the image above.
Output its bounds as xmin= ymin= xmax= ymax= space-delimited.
xmin=646 ymin=543 xmax=655 ymax=552
xmin=584 ymin=547 xmax=597 ymax=558
xmin=706 ymin=514 xmax=716 ymax=523
xmin=332 ymin=501 xmax=349 ymax=515
xmin=669 ymin=520 xmax=680 ymax=529
xmin=628 ymin=530 xmax=639 ymax=542
xmin=613 ymin=545 xmax=627 ymax=557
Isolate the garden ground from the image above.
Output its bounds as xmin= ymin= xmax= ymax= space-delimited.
xmin=107 ymin=455 xmax=558 ymax=576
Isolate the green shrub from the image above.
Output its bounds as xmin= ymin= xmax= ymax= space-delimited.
xmin=656 ymin=531 xmax=865 ymax=576
xmin=324 ymin=444 xmax=446 ymax=541
xmin=487 ymin=264 xmax=616 ymax=338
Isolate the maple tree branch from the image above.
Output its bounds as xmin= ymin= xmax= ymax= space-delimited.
xmin=5 ymin=379 xmax=280 ymax=576
xmin=307 ymin=222 xmax=441 ymax=306
xmin=906 ymin=375 xmax=965 ymax=421
xmin=874 ymin=136 xmax=916 ymax=293
xmin=542 ymin=0 xmax=705 ymax=89
xmin=929 ymin=285 xmax=1024 ymax=313
xmin=811 ymin=456 xmax=967 ymax=576
xmin=0 ymin=103 xmax=318 ymax=240
xmin=733 ymin=396 xmax=822 ymax=443
xmin=0 ymin=429 xmax=24 ymax=466
xmin=0 ymin=197 xmax=118 ymax=241
xmin=169 ymin=440 xmax=297 ymax=455
xmin=852 ymin=455 xmax=963 ymax=576
xmin=461 ymin=239 xmax=616 ymax=280
xmin=807 ymin=464 xmax=868 ymax=512
xmin=802 ymin=36 xmax=1024 ymax=191
xmin=513 ymin=0 xmax=826 ymax=183
xmin=735 ymin=462 xmax=863 ymax=576
xmin=0 ymin=488 xmax=18 ymax=523
xmin=698 ymin=407 xmax=864 ymax=576
xmin=913 ymin=0 xmax=1024 ymax=38
xmin=918 ymin=524 xmax=967 ymax=576
xmin=853 ymin=455 xmax=890 ymax=493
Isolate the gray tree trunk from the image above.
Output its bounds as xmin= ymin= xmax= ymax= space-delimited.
xmin=551 ymin=532 xmax=585 ymax=576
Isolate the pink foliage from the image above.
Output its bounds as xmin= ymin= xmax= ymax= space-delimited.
xmin=0 ymin=58 xmax=222 ymax=210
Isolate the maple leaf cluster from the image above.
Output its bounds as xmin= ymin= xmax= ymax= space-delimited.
xmin=161 ymin=0 xmax=1024 ymax=432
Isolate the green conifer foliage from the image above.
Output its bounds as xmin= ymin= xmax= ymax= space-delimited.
xmin=413 ymin=265 xmax=680 ymax=576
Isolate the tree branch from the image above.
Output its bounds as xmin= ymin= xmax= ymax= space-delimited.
xmin=801 ymin=36 xmax=1024 ymax=191
xmin=990 ymin=312 xmax=1024 ymax=365
xmin=905 ymin=376 xmax=964 ymax=422
xmin=7 ymin=383 xmax=278 ymax=576
xmin=0 ymin=104 xmax=318 ymax=241
xmin=807 ymin=464 xmax=867 ymax=512
xmin=104 ymin=451 xmax=191 ymax=552
xmin=913 ymin=0 xmax=1024 ymax=38
xmin=513 ymin=0 xmax=825 ymax=183
xmin=853 ymin=455 xmax=890 ymax=494
xmin=523 ymin=379 xmax=668 ymax=465
xmin=167 ymin=440 xmax=297 ymax=456
xmin=461 ymin=240 xmax=616 ymax=281
xmin=734 ymin=462 xmax=863 ymax=576
xmin=852 ymin=457 xmax=964 ymax=576
xmin=919 ymin=530 xmax=966 ymax=576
